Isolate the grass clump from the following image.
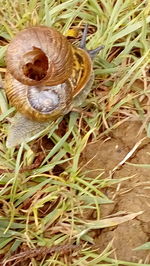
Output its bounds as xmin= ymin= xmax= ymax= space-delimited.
xmin=0 ymin=0 xmax=150 ymax=265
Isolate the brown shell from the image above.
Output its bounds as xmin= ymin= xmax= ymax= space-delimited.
xmin=5 ymin=26 xmax=93 ymax=122
xmin=5 ymin=71 xmax=73 ymax=122
xmin=6 ymin=26 xmax=73 ymax=86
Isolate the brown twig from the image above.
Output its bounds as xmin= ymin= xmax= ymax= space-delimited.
xmin=3 ymin=243 xmax=81 ymax=266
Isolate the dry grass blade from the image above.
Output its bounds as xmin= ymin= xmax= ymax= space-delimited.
xmin=3 ymin=243 xmax=81 ymax=266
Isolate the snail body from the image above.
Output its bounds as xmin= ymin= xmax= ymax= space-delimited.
xmin=5 ymin=25 xmax=103 ymax=147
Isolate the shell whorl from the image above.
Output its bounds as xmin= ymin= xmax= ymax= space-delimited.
xmin=5 ymin=25 xmax=94 ymax=123
xmin=6 ymin=26 xmax=73 ymax=86
xmin=5 ymin=71 xmax=72 ymax=122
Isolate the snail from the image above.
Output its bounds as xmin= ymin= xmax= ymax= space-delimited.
xmin=5 ymin=25 xmax=104 ymax=147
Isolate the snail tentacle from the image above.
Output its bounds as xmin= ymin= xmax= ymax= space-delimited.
xmin=79 ymin=24 xmax=88 ymax=49
xmin=79 ymin=24 xmax=104 ymax=59
xmin=88 ymin=45 xmax=105 ymax=59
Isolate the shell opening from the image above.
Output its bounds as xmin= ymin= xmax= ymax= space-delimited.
xmin=28 ymin=87 xmax=59 ymax=113
xmin=22 ymin=48 xmax=49 ymax=81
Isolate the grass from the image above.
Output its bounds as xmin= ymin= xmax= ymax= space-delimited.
xmin=0 ymin=0 xmax=150 ymax=265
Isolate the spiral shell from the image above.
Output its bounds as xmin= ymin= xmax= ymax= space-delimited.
xmin=6 ymin=26 xmax=73 ymax=86
xmin=5 ymin=25 xmax=94 ymax=123
xmin=4 ymin=25 xmax=105 ymax=147
xmin=5 ymin=71 xmax=73 ymax=122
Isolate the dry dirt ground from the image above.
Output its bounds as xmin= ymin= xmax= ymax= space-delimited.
xmin=82 ymin=121 xmax=150 ymax=264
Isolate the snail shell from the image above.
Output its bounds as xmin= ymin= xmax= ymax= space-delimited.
xmin=6 ymin=26 xmax=73 ymax=86
xmin=5 ymin=71 xmax=73 ymax=122
xmin=5 ymin=26 xmax=93 ymax=122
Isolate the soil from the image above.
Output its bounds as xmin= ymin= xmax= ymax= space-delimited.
xmin=82 ymin=121 xmax=150 ymax=264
